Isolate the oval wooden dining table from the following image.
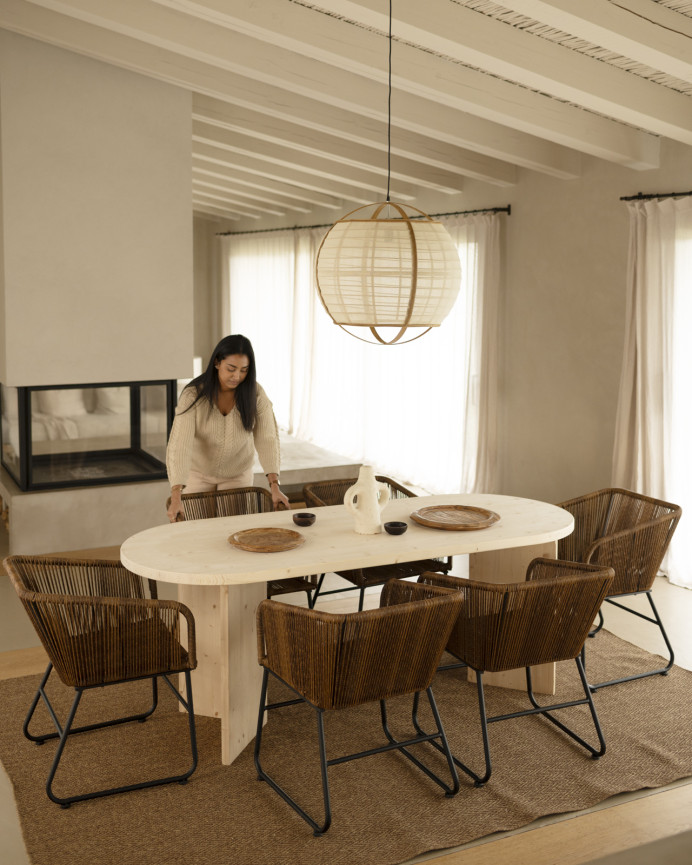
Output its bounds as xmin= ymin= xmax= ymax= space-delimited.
xmin=121 ymin=493 xmax=573 ymax=765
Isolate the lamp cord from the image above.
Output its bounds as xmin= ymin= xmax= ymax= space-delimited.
xmin=386 ymin=0 xmax=392 ymax=203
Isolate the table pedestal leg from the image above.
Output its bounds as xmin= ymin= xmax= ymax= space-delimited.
xmin=177 ymin=581 xmax=267 ymax=765
xmin=468 ymin=541 xmax=557 ymax=695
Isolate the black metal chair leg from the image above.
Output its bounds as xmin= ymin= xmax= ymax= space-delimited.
xmin=411 ymin=676 xmax=491 ymax=788
xmin=42 ymin=672 xmax=197 ymax=807
xmin=380 ymin=691 xmax=460 ymax=796
xmin=308 ymin=574 xmax=326 ymax=609
xmin=525 ymin=662 xmax=606 ymax=758
xmin=588 ymin=608 xmax=605 ymax=638
xmin=314 ymin=710 xmax=332 ymax=835
xmin=425 ymin=688 xmax=461 ymax=796
xmin=256 ymin=669 xmax=460 ymax=833
xmin=585 ymin=591 xmax=675 ymax=690
xmin=470 ymin=673 xmax=493 ymax=786
xmin=254 ymin=669 xmax=332 ymax=835
xmin=25 ymin=667 xmax=159 ymax=745
xmin=23 ymin=663 xmax=54 ymax=743
xmin=46 ymin=689 xmax=84 ymax=807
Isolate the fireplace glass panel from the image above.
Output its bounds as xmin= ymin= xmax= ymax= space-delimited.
xmin=0 ymin=386 xmax=21 ymax=483
xmin=0 ymin=381 xmax=175 ymax=490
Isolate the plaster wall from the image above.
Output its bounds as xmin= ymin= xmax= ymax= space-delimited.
xmin=0 ymin=32 xmax=194 ymax=385
xmin=193 ymin=216 xmax=224 ymax=364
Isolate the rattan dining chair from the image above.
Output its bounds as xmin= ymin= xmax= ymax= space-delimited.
xmin=557 ymin=488 xmax=682 ymax=690
xmin=175 ymin=486 xmax=318 ymax=602
xmin=417 ymin=559 xmax=614 ymax=787
xmin=302 ymin=475 xmax=452 ymax=609
xmin=254 ymin=578 xmax=464 ymax=835
xmin=4 ymin=555 xmax=198 ymax=807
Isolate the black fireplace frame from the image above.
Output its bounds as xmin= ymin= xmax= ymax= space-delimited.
xmin=0 ymin=380 xmax=177 ymax=491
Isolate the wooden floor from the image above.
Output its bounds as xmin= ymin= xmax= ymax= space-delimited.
xmin=1 ymin=615 xmax=691 ymax=865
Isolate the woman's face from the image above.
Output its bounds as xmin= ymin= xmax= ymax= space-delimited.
xmin=215 ymin=353 xmax=250 ymax=392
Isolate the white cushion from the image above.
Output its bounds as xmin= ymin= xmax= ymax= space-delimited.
xmin=36 ymin=389 xmax=87 ymax=416
xmin=94 ymin=386 xmax=130 ymax=414
xmin=1 ymin=386 xmax=19 ymax=419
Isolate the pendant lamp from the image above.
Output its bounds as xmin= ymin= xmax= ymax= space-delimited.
xmin=315 ymin=2 xmax=461 ymax=346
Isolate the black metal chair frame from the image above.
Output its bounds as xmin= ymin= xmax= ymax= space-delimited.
xmin=583 ymin=590 xmax=675 ymax=690
xmin=413 ymin=653 xmax=606 ymax=787
xmin=24 ymin=662 xmax=198 ymax=808
xmin=254 ymin=667 xmax=459 ymax=836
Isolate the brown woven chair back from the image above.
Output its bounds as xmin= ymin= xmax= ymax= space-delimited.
xmin=180 ymin=486 xmax=274 ymax=520
xmin=6 ymin=555 xmax=150 ymax=599
xmin=557 ymin=488 xmax=681 ymax=595
xmin=257 ymin=579 xmax=462 ymax=710
xmin=177 ymin=486 xmax=314 ymax=599
xmin=303 ymin=475 xmax=416 ymax=507
xmin=4 ymin=555 xmax=196 ymax=689
xmin=418 ymin=559 xmax=613 ymax=673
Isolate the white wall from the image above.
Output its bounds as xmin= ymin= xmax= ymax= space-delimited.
xmin=193 ymin=215 xmax=224 ymax=363
xmin=0 ymin=32 xmax=194 ymax=385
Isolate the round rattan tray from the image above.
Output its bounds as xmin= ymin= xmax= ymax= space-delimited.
xmin=228 ymin=527 xmax=306 ymax=552
xmin=410 ymin=505 xmax=500 ymax=531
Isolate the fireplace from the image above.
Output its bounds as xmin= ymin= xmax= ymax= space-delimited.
xmin=0 ymin=381 xmax=176 ymax=491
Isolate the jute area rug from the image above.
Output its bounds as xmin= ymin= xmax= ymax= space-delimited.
xmin=1 ymin=631 xmax=691 ymax=865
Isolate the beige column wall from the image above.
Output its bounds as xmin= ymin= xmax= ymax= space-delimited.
xmin=0 ymin=31 xmax=193 ymax=386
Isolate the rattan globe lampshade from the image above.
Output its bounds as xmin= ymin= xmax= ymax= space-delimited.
xmin=315 ymin=201 xmax=462 ymax=345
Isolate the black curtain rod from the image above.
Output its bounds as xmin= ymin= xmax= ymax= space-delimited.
xmin=216 ymin=204 xmax=511 ymax=236
xmin=620 ymin=190 xmax=692 ymax=202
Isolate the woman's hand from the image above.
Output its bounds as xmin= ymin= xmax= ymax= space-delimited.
xmin=167 ymin=487 xmax=185 ymax=523
xmin=271 ymin=484 xmax=290 ymax=512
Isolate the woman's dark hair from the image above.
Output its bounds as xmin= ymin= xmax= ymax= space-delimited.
xmin=182 ymin=334 xmax=257 ymax=431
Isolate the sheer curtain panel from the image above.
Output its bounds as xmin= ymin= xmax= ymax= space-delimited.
xmin=222 ymin=229 xmax=324 ymax=433
xmin=612 ymin=197 xmax=692 ymax=587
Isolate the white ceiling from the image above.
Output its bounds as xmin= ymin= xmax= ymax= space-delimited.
xmin=2 ymin=0 xmax=691 ymax=228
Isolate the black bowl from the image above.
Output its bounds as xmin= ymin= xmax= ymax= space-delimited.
xmin=292 ymin=512 xmax=316 ymax=527
xmin=384 ymin=521 xmax=408 ymax=535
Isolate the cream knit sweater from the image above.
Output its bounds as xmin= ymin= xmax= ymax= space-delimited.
xmin=166 ymin=383 xmax=281 ymax=488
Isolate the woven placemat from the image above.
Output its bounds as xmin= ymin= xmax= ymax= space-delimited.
xmin=1 ymin=631 xmax=691 ymax=865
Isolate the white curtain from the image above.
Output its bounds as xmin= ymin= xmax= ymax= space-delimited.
xmin=222 ymin=211 xmax=502 ymax=494
xmin=221 ymin=228 xmax=324 ymax=433
xmin=612 ymin=197 xmax=692 ymax=588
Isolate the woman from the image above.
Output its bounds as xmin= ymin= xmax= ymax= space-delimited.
xmin=166 ymin=334 xmax=289 ymax=522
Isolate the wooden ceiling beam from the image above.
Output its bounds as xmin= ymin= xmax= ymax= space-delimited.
xmin=193 ymin=94 xmax=516 ymax=187
xmin=3 ymin=0 xmax=657 ymax=170
xmin=506 ymin=0 xmax=692 ymax=84
xmin=192 ymin=191 xmax=262 ymax=219
xmin=192 ymin=116 xmax=467 ymax=195
xmin=153 ymin=0 xmax=661 ymax=165
xmin=191 ymin=183 xmax=286 ymax=217
xmin=191 ymin=159 xmax=343 ymax=210
xmin=309 ymin=0 xmax=692 ymax=144
xmin=192 ymin=168 xmax=313 ymax=213
xmin=192 ymin=142 xmax=390 ymax=206
xmin=192 ymin=201 xmax=241 ymax=220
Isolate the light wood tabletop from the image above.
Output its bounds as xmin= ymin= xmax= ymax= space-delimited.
xmin=121 ymin=493 xmax=572 ymax=585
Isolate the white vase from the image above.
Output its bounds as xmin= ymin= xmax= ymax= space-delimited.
xmin=343 ymin=465 xmax=390 ymax=534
